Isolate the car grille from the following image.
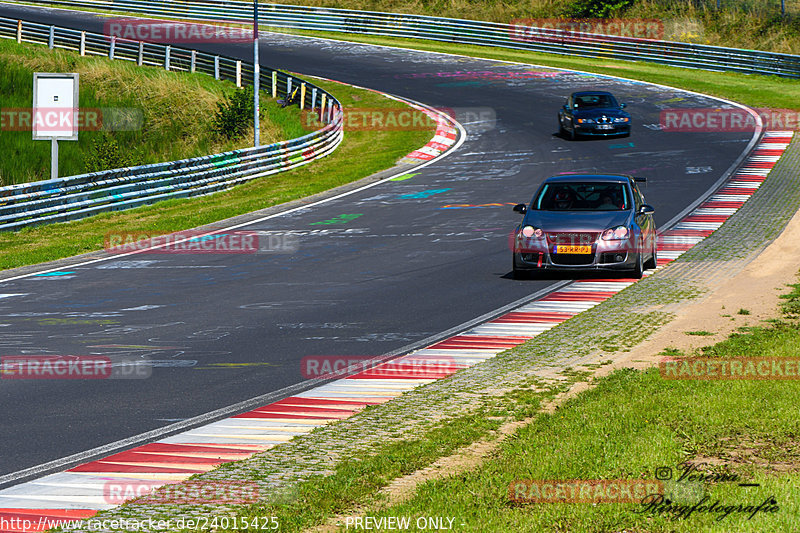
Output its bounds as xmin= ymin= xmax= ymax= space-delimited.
xmin=546 ymin=232 xmax=599 ymax=246
xmin=551 ymin=253 xmax=594 ymax=266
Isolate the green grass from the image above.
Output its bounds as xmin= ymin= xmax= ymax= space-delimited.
xmin=686 ymin=330 xmax=715 ymax=336
xmin=0 ymin=74 xmax=434 ymax=271
xmin=0 ymin=38 xmax=305 ymax=185
xmin=337 ymin=279 xmax=800 ymax=532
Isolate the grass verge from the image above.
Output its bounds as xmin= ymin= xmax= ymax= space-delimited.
xmin=1 ymin=75 xmax=433 ymax=271
xmin=0 ymin=38 xmax=305 ymax=185
xmin=342 ymin=279 xmax=800 ymax=532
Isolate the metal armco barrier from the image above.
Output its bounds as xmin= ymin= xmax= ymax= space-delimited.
xmin=12 ymin=0 xmax=800 ymax=78
xmin=0 ymin=16 xmax=343 ymax=231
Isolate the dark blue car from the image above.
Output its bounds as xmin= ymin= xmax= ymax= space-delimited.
xmin=511 ymin=174 xmax=657 ymax=279
xmin=558 ymin=91 xmax=631 ymax=139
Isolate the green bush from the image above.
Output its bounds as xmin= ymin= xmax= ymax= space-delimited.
xmin=562 ymin=0 xmax=634 ymax=18
xmin=212 ymin=87 xmax=256 ymax=140
xmin=84 ymin=134 xmax=133 ymax=172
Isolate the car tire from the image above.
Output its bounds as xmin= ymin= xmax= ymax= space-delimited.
xmin=630 ymin=244 xmax=644 ymax=279
xmin=568 ymin=126 xmax=576 ymax=141
xmin=644 ymin=238 xmax=657 ymax=270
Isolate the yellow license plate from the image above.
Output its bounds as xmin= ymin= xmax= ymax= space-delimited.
xmin=555 ymin=245 xmax=592 ymax=254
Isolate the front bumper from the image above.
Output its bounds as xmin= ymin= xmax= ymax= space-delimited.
xmin=575 ymin=123 xmax=630 ymax=136
xmin=513 ymin=239 xmax=638 ymax=272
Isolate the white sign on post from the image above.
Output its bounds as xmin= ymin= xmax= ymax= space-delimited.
xmin=33 ymin=73 xmax=79 ymax=179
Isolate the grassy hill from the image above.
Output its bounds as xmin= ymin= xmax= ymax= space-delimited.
xmin=0 ymin=38 xmax=306 ymax=185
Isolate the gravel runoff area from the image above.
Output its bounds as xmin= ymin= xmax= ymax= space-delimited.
xmin=54 ymin=134 xmax=800 ymax=531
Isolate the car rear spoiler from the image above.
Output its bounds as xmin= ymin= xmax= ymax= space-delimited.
xmin=633 ymin=176 xmax=647 ymax=183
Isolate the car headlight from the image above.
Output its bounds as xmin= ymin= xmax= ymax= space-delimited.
xmin=601 ymin=226 xmax=629 ymax=240
xmin=576 ymin=118 xmax=595 ymax=124
xmin=613 ymin=117 xmax=629 ymax=123
xmin=521 ymin=225 xmax=544 ymax=239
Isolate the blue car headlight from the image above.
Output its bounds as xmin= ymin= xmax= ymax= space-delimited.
xmin=576 ymin=118 xmax=595 ymax=124
xmin=601 ymin=226 xmax=629 ymax=240
xmin=613 ymin=117 xmax=629 ymax=123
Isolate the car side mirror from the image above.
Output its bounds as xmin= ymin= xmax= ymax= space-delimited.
xmin=638 ymin=204 xmax=655 ymax=215
xmin=513 ymin=203 xmax=527 ymax=215
xmin=620 ymin=103 xmax=627 ymax=109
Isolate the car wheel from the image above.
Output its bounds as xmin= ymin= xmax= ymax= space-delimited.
xmin=644 ymin=238 xmax=657 ymax=270
xmin=568 ymin=126 xmax=576 ymax=141
xmin=630 ymin=244 xmax=644 ymax=279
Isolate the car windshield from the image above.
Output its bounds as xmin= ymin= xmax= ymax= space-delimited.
xmin=574 ymin=94 xmax=618 ymax=108
xmin=533 ymin=182 xmax=630 ymax=211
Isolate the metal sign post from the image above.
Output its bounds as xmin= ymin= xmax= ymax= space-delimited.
xmin=33 ymin=73 xmax=80 ymax=179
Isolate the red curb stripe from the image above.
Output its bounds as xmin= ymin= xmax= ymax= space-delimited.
xmin=751 ymin=149 xmax=786 ymax=156
xmin=657 ymin=243 xmax=695 ymax=251
xmin=681 ymin=214 xmax=730 ymax=223
xmin=700 ymin=200 xmax=746 ymax=208
xmin=303 ymin=396 xmax=394 ymax=404
xmin=540 ymin=291 xmax=616 ymax=301
xmin=232 ymin=411 xmax=347 ymax=420
xmin=273 ymin=397 xmax=381 ymax=407
xmin=405 ymin=150 xmax=434 ymax=160
xmin=68 ymin=463 xmax=210 ymax=473
xmin=348 ymin=369 xmax=459 ymax=379
xmin=738 ymin=162 xmax=775 ymax=169
xmin=245 ymin=405 xmax=359 ymax=416
xmin=427 ymin=141 xmax=451 ymax=151
xmin=494 ymin=311 xmax=574 ymax=321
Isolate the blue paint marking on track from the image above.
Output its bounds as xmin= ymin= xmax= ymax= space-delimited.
xmin=609 ymin=142 xmax=635 ymax=149
xmin=33 ymin=271 xmax=76 ymax=276
xmin=398 ymin=188 xmax=451 ymax=199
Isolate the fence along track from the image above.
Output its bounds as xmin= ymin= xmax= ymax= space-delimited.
xmin=0 ymin=16 xmax=343 ymax=231
xmin=14 ymin=0 xmax=800 ymax=78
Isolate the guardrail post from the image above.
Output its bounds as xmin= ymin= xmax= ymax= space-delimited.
xmin=165 ymin=45 xmax=171 ymax=71
xmin=320 ymin=93 xmax=326 ymax=122
xmin=109 ymin=36 xmax=116 ymax=60
xmin=80 ymin=31 xmax=85 ymax=56
xmin=311 ymin=87 xmax=317 ymax=110
xmin=214 ymin=56 xmax=220 ymax=79
xmin=271 ymin=71 xmax=277 ymax=98
xmin=16 ymin=20 xmax=21 ymax=43
xmin=48 ymin=25 xmax=54 ymax=49
xmin=138 ymin=41 xmax=143 ymax=65
xmin=190 ymin=50 xmax=196 ymax=73
xmin=300 ymin=83 xmax=306 ymax=110
xmin=235 ymin=61 xmax=241 ymax=87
